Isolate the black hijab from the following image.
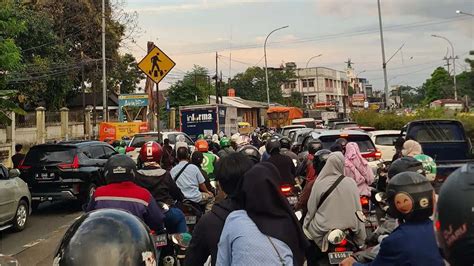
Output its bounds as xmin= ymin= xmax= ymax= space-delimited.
xmin=236 ymin=162 xmax=309 ymax=266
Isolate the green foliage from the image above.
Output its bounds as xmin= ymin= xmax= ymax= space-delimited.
xmin=422 ymin=67 xmax=453 ymax=103
xmin=0 ymin=90 xmax=26 ymax=125
xmin=167 ymin=65 xmax=210 ymax=108
xmin=109 ymin=53 xmax=145 ymax=94
xmin=285 ymin=91 xmax=303 ymax=108
xmin=465 ymin=50 xmax=474 ymax=70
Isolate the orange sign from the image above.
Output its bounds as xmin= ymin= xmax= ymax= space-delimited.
xmin=99 ymin=122 xmax=148 ymax=141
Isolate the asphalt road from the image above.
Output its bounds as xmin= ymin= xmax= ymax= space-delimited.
xmin=0 ymin=201 xmax=82 ymax=264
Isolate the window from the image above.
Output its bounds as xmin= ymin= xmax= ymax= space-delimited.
xmin=320 ymin=135 xmax=376 ymax=153
xmin=104 ymin=146 xmax=117 ymax=158
xmin=375 ymin=134 xmax=400 ymax=146
xmin=284 ymin=83 xmax=290 ymax=89
xmin=308 ymin=79 xmax=314 ymax=87
xmin=325 ymin=78 xmax=329 ymax=87
xmin=23 ymin=146 xmax=76 ymax=166
xmin=131 ymin=134 xmax=160 ymax=148
xmin=89 ymin=146 xmax=105 ymax=159
xmin=302 ymin=79 xmax=308 ymax=88
xmin=290 ymin=81 xmax=296 ymax=89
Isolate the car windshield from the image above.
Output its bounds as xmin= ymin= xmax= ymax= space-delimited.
xmin=23 ymin=146 xmax=76 ymax=166
xmin=375 ymin=134 xmax=400 ymax=146
xmin=166 ymin=134 xmax=193 ymax=145
xmin=319 ymin=135 xmax=376 ymax=153
xmin=409 ymin=122 xmax=465 ymax=142
xmin=334 ymin=123 xmax=358 ymax=129
xmin=130 ymin=134 xmax=160 ymax=148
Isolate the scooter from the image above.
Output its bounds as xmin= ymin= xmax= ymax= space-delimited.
xmin=152 ymin=230 xmax=191 ymax=266
xmin=317 ymin=228 xmax=362 ymax=265
xmin=178 ymin=200 xmax=203 ymax=233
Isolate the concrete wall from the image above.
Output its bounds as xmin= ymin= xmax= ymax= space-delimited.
xmin=0 ymin=123 xmax=85 ymax=146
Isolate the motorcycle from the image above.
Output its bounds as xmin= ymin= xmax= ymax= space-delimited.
xmin=178 ymin=200 xmax=203 ymax=233
xmin=318 ymin=228 xmax=361 ymax=265
xmin=280 ymin=183 xmax=300 ymax=208
xmin=152 ymin=230 xmax=191 ymax=266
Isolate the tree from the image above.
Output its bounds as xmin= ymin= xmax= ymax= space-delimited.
xmin=0 ymin=90 xmax=26 ymax=125
xmin=286 ymin=91 xmax=303 ymax=108
xmin=167 ymin=65 xmax=211 ymax=108
xmin=465 ymin=50 xmax=474 ymax=70
xmin=109 ymin=53 xmax=145 ymax=94
xmin=231 ymin=66 xmax=294 ymax=104
xmin=422 ymin=67 xmax=453 ymax=103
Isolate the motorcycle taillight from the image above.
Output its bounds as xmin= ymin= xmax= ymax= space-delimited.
xmin=334 ymin=239 xmax=348 ymax=252
xmin=280 ymin=184 xmax=292 ymax=196
xmin=360 ymin=196 xmax=369 ymax=207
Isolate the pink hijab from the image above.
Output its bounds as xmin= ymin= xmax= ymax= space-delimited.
xmin=344 ymin=142 xmax=374 ymax=196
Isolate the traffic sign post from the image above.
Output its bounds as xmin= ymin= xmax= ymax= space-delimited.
xmin=137 ymin=45 xmax=176 ymax=133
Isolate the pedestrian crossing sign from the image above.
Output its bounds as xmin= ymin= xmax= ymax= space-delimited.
xmin=137 ymin=45 xmax=176 ymax=84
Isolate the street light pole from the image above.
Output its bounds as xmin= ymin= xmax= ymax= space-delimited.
xmin=264 ymin=25 xmax=289 ymax=106
xmin=101 ymin=0 xmax=107 ymax=121
xmin=305 ymin=54 xmax=323 ymax=68
xmin=377 ymin=0 xmax=390 ymax=108
xmin=432 ymin=34 xmax=457 ymax=100
xmin=456 ymin=10 xmax=474 ymax=17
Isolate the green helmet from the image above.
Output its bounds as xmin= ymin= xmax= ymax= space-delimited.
xmin=413 ymin=154 xmax=437 ymax=182
xmin=197 ymin=134 xmax=204 ymax=140
xmin=220 ymin=137 xmax=231 ymax=148
xmin=119 ymin=140 xmax=126 ymax=147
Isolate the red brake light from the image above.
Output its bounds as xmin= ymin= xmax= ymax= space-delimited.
xmin=338 ymin=239 xmax=348 ymax=247
xmin=280 ymin=184 xmax=292 ymax=194
xmin=59 ymin=155 xmax=79 ymax=169
xmin=335 ymin=247 xmax=347 ymax=252
xmin=360 ymin=197 xmax=369 ymax=207
xmin=126 ymin=147 xmax=136 ymax=153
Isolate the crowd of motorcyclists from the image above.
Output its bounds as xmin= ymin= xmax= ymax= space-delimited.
xmin=53 ymin=127 xmax=473 ymax=266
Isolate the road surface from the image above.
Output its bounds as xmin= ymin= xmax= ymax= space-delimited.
xmin=0 ymin=201 xmax=82 ymax=265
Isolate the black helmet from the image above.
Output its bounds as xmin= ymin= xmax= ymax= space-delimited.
xmin=238 ymin=145 xmax=261 ymax=164
xmin=386 ymin=172 xmax=434 ymax=222
xmin=265 ymin=138 xmax=281 ymax=154
xmin=104 ymin=154 xmax=137 ymax=184
xmin=54 ymin=209 xmax=157 ymax=266
xmin=387 ymin=157 xmax=424 ymax=179
xmin=435 ymin=164 xmax=474 ymax=265
xmin=307 ymin=139 xmax=322 ymax=155
xmin=313 ymin=149 xmax=331 ymax=174
xmin=279 ymin=137 xmax=291 ymax=149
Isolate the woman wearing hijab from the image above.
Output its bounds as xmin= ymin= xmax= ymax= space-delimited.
xmin=303 ymin=152 xmax=366 ymax=265
xmin=344 ymin=142 xmax=374 ymax=197
xmin=401 ymin=139 xmax=422 ymax=157
xmin=217 ymin=163 xmax=309 ymax=266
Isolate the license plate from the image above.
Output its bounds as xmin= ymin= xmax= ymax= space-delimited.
xmin=185 ymin=216 xmax=197 ymax=225
xmin=328 ymin=251 xmax=353 ymax=265
xmin=287 ymin=196 xmax=298 ymax=205
xmin=36 ymin=172 xmax=54 ymax=179
xmin=154 ymin=234 xmax=167 ymax=247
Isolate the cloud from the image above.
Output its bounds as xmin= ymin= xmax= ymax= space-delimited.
xmin=126 ymin=0 xmax=268 ymax=13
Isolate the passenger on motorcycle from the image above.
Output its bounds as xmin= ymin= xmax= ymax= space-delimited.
xmin=280 ymin=137 xmax=299 ymax=165
xmin=237 ymin=145 xmax=261 ymax=165
xmin=170 ymin=147 xmax=215 ymax=212
xmin=85 ymin=154 xmax=165 ymax=232
xmin=209 ymin=134 xmax=221 ymax=154
xmin=217 ymin=137 xmax=234 ymax=158
xmin=114 ymin=140 xmax=127 ymax=154
xmin=185 ymin=153 xmax=254 ymax=266
xmin=266 ymin=137 xmax=296 ymax=186
xmin=435 ymin=164 xmax=474 ymax=265
xmin=195 ymin=139 xmax=219 ymax=181
xmin=303 ymin=152 xmax=366 ymax=265
xmin=341 ymin=171 xmax=444 ymax=266
xmin=190 ymin=151 xmax=216 ymax=196
xmin=135 ymin=141 xmax=187 ymax=234
xmin=344 ymin=142 xmax=374 ymax=197
xmin=296 ymin=140 xmax=323 ymax=183
xmin=160 ymin=138 xmax=175 ymax=171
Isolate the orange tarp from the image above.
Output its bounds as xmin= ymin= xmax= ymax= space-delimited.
xmin=267 ymin=107 xmax=303 ymax=120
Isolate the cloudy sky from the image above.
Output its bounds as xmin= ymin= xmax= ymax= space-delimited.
xmin=122 ymin=0 xmax=473 ymax=91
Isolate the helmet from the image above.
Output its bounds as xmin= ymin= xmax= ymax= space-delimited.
xmin=313 ymin=149 xmax=331 ymax=174
xmin=307 ymin=139 xmax=322 ymax=155
xmin=220 ymin=137 xmax=231 ymax=148
xmin=195 ymin=139 xmax=209 ymax=152
xmin=119 ymin=140 xmax=127 ymax=147
xmin=386 ymin=172 xmax=434 ymax=222
xmin=261 ymin=132 xmax=272 ymax=142
xmin=197 ymin=134 xmax=204 ymax=140
xmin=413 ymin=154 xmax=437 ymax=181
xmin=139 ymin=141 xmax=163 ymax=163
xmin=265 ymin=138 xmax=281 ymax=154
xmin=237 ymin=145 xmax=261 ymax=164
xmin=279 ymin=137 xmax=291 ymax=149
xmin=388 ymin=157 xmax=424 ymax=179
xmin=54 ymin=209 xmax=156 ymax=266
xmin=435 ymin=164 xmax=474 ymax=265
xmin=104 ymin=154 xmax=136 ymax=184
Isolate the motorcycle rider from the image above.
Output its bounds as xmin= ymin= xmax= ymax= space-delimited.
xmin=195 ymin=139 xmax=219 ymax=181
xmin=114 ymin=140 xmax=127 ymax=154
xmin=217 ymin=137 xmax=234 ymax=158
xmin=135 ymin=141 xmax=187 ymax=234
xmin=250 ymin=127 xmax=262 ymax=147
xmin=296 ymin=140 xmax=323 ymax=183
xmin=237 ymin=145 xmax=261 ymax=165
xmin=191 ymin=151 xmax=217 ymax=196
xmin=341 ymin=171 xmax=444 ymax=266
xmin=85 ymin=154 xmax=165 ymax=232
xmin=280 ymin=137 xmax=299 ymax=165
xmin=266 ymin=137 xmax=296 ymax=186
xmin=435 ymin=164 xmax=474 ymax=265
xmin=54 ymin=209 xmax=158 ymax=266
xmin=170 ymin=147 xmax=214 ymax=212
xmin=185 ymin=153 xmax=254 ymax=266
xmin=160 ymin=138 xmax=175 ymax=170
xmin=344 ymin=142 xmax=374 ymax=197
xmin=209 ymin=134 xmax=221 ymax=154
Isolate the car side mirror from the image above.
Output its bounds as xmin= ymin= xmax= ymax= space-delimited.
xmin=9 ymin=169 xmax=20 ymax=179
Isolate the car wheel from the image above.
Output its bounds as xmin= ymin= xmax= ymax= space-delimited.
xmin=13 ymin=200 xmax=29 ymax=231
xmin=81 ymin=183 xmax=97 ymax=205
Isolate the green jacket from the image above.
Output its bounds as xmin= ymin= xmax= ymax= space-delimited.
xmin=201 ymin=152 xmax=218 ymax=179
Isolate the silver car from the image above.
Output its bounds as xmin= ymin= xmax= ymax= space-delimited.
xmin=0 ymin=166 xmax=31 ymax=232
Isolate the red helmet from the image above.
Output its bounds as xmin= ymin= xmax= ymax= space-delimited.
xmin=139 ymin=141 xmax=163 ymax=163
xmin=195 ymin=139 xmax=209 ymax=152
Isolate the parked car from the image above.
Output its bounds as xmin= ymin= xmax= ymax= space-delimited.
xmin=289 ymin=128 xmax=314 ymax=153
xmin=279 ymin=125 xmax=306 ymax=137
xmin=344 ymin=126 xmax=376 ymax=132
xmin=291 ymin=118 xmax=317 ymax=128
xmin=369 ymin=130 xmax=401 ymax=161
xmin=126 ymin=131 xmax=195 ymax=161
xmin=331 ymin=121 xmax=358 ymax=130
xmin=19 ymin=141 xmax=116 ymax=209
xmin=0 ymin=167 xmax=31 ymax=232
xmin=296 ymin=129 xmax=326 ymax=161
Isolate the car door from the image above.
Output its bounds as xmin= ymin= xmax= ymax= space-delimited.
xmin=0 ymin=165 xmax=16 ymax=223
xmin=89 ymin=145 xmax=108 ymax=166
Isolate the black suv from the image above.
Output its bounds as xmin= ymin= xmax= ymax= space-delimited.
xmin=19 ymin=141 xmax=117 ymax=209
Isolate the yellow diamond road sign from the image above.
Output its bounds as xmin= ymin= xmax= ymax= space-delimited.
xmin=137 ymin=45 xmax=176 ymax=84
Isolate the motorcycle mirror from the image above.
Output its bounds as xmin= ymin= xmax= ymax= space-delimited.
xmin=171 ymin=233 xmax=192 ymax=248
xmin=295 ymin=210 xmax=303 ymax=220
xmin=375 ymin=192 xmax=387 ymax=203
xmin=355 ymin=210 xmax=367 ymax=223
xmin=0 ymin=255 xmax=19 ymax=266
xmin=327 ymin=229 xmax=346 ymax=245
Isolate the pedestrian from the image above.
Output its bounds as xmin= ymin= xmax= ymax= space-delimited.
xmin=217 ymin=162 xmax=309 ymax=266
xmin=185 ymin=153 xmax=254 ymax=266
xmin=161 ymin=138 xmax=175 ymax=170
xmin=11 ymin=144 xmax=25 ymax=169
xmin=344 ymin=142 xmax=374 ymax=197
xmin=402 ymin=139 xmax=422 ymax=157
xmin=303 ymin=152 xmax=366 ymax=265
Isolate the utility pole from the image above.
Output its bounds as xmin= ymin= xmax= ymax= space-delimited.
xmin=81 ymin=51 xmax=86 ymax=135
xmin=264 ymin=25 xmax=289 ymax=106
xmin=377 ymin=0 xmax=390 ymax=108
xmin=215 ymin=52 xmax=219 ymax=104
xmin=101 ymin=0 xmax=107 ymax=121
xmin=444 ymin=56 xmax=451 ymax=74
xmin=432 ymin=34 xmax=458 ymax=100
xmin=156 ymin=83 xmax=160 ymax=134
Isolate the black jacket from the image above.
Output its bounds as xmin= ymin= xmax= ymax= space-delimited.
xmin=184 ymin=199 xmax=238 ymax=266
xmin=267 ymin=153 xmax=296 ymax=186
xmin=135 ymin=166 xmax=184 ymax=206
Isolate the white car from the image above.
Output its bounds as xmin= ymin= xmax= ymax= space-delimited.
xmin=0 ymin=167 xmax=31 ymax=232
xmin=369 ymin=130 xmax=401 ymax=162
xmin=280 ymin=125 xmax=306 ymax=137
xmin=126 ymin=132 xmax=195 ymax=161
